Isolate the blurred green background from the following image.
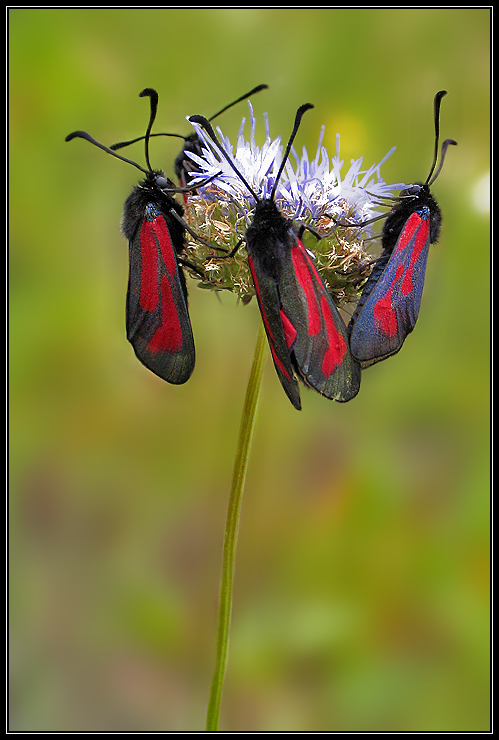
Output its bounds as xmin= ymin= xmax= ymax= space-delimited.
xmin=9 ymin=8 xmax=490 ymax=732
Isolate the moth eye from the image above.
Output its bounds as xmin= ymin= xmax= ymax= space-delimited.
xmin=155 ymin=175 xmax=169 ymax=189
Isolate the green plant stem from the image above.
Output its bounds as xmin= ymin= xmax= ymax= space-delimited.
xmin=205 ymin=322 xmax=268 ymax=732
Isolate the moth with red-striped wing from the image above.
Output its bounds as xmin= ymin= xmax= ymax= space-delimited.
xmin=189 ymin=105 xmax=361 ymax=410
xmin=66 ymin=88 xmax=216 ymax=384
xmin=348 ymin=90 xmax=457 ymax=368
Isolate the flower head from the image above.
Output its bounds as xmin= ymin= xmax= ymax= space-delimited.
xmin=182 ymin=101 xmax=405 ymax=305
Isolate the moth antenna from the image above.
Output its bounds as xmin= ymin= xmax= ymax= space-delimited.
xmin=270 ymin=104 xmax=314 ymax=201
xmin=428 ymin=138 xmax=458 ymax=186
xmin=139 ymin=88 xmax=159 ymax=173
xmin=65 ymin=130 xmax=148 ymax=175
xmin=421 ymin=91 xmax=457 ymax=186
xmin=110 ymin=132 xmax=187 ymax=151
xmin=424 ymin=90 xmax=448 ymax=185
xmin=208 ymin=84 xmax=268 ymax=122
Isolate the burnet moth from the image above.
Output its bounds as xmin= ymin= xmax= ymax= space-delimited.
xmin=110 ymin=84 xmax=269 ymax=195
xmin=189 ymin=106 xmax=361 ymax=411
xmin=66 ymin=88 xmax=217 ymax=385
xmin=348 ymin=90 xmax=457 ymax=368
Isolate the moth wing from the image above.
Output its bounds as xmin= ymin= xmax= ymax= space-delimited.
xmin=349 ymin=211 xmax=431 ymax=368
xmin=248 ymin=254 xmax=302 ymax=410
xmin=126 ymin=211 xmax=195 ymax=384
xmin=278 ymin=237 xmax=361 ymax=402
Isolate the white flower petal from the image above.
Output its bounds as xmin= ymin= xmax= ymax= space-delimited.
xmin=187 ymin=102 xmax=405 ymax=237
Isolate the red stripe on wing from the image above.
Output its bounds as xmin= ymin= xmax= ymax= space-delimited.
xmin=400 ymin=216 xmax=429 ymax=296
xmin=139 ymin=220 xmax=159 ymax=311
xmin=139 ymin=215 xmax=185 ymax=354
xmin=373 ymin=264 xmax=403 ymax=337
xmin=292 ymin=242 xmax=348 ymax=376
xmin=373 ymin=215 xmax=429 ymax=337
xmin=320 ymin=294 xmax=348 ymax=377
xmin=139 ymin=215 xmax=178 ymax=311
xmin=291 ymin=246 xmax=321 ymax=336
xmin=280 ymin=309 xmax=297 ymax=348
xmin=373 ymin=288 xmax=398 ymax=337
xmin=154 ymin=215 xmax=178 ymax=276
xmin=147 ymin=275 xmax=183 ymax=353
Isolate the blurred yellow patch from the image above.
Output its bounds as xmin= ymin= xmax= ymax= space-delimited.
xmin=323 ymin=112 xmax=368 ymax=159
